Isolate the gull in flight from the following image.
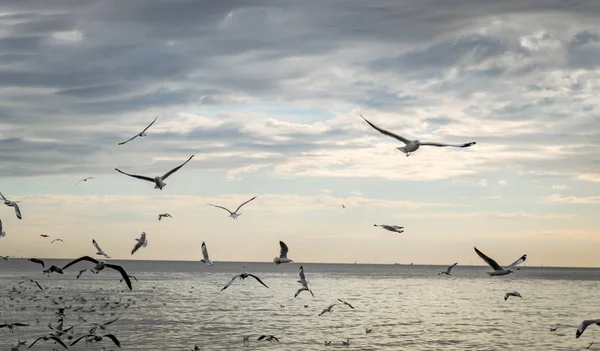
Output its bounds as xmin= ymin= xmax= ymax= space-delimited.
xmin=374 ymin=224 xmax=404 ymax=233
xmin=504 ymin=291 xmax=523 ymax=301
xmin=40 ymin=234 xmax=50 ymax=238
xmin=131 ymin=232 xmax=148 ymax=255
xmin=93 ymin=239 xmax=111 ymax=259
xmin=577 ymin=320 xmax=600 ymax=338
xmin=337 ymin=299 xmax=355 ymax=309
xmin=76 ymin=177 xmax=94 ymax=185
xmin=0 ymin=192 xmax=22 ymax=219
xmin=0 ymin=322 xmax=29 ymax=333
xmin=0 ymin=219 xmax=5 ymax=237
xmin=294 ymin=265 xmax=314 ymax=298
xmin=319 ymin=304 xmax=336 ymax=316
xmin=474 ymin=247 xmax=527 ymax=276
xmin=51 ymin=239 xmax=64 ymax=244
xmin=89 ymin=317 xmax=120 ymax=334
xmin=439 ymin=262 xmax=458 ymax=275
xmin=274 ymin=241 xmax=293 ymax=265
xmin=221 ymin=273 xmax=269 ymax=291
xmin=200 ymin=242 xmax=214 ymax=265
xmin=257 ymin=335 xmax=279 ymax=342
xmin=61 ymin=256 xmax=132 ymax=290
xmin=28 ymin=335 xmax=68 ymax=349
xmin=209 ymin=195 xmax=257 ymax=219
xmin=115 ymin=154 xmax=194 ymax=190
xmin=43 ymin=265 xmax=64 ymax=277
xmin=117 ymin=116 xmax=158 ymax=145
xmin=70 ymin=334 xmax=121 ymax=347
xmin=360 ymin=114 xmax=476 ymax=157
xmin=18 ymin=279 xmax=45 ymax=291
xmin=158 ymin=213 xmax=172 ymax=221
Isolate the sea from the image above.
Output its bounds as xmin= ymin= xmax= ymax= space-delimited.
xmin=0 ymin=259 xmax=599 ymax=350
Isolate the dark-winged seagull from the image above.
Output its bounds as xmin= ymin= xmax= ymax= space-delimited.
xmin=70 ymin=334 xmax=121 ymax=347
xmin=337 ymin=299 xmax=355 ymax=309
xmin=28 ymin=258 xmax=45 ymax=269
xmin=28 ymin=335 xmax=68 ymax=349
xmin=76 ymin=177 xmax=94 ymax=185
xmin=221 ymin=273 xmax=269 ymax=291
xmin=158 ymin=213 xmax=172 ymax=221
xmin=117 ymin=116 xmax=158 ymax=145
xmin=115 ymin=154 xmax=194 ymax=190
xmin=374 ymin=224 xmax=404 ymax=233
xmin=439 ymin=262 xmax=458 ymax=275
xmin=504 ymin=291 xmax=523 ymax=301
xmin=577 ymin=320 xmax=600 ymax=338
xmin=61 ymin=256 xmax=132 ymax=290
xmin=474 ymin=247 xmax=526 ymax=276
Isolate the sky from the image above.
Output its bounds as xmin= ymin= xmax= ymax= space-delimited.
xmin=0 ymin=0 xmax=599 ymax=267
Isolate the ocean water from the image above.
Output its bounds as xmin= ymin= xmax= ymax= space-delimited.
xmin=0 ymin=259 xmax=599 ymax=350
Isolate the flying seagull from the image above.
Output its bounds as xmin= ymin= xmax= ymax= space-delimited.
xmin=51 ymin=239 xmax=64 ymax=244
xmin=76 ymin=177 xmax=94 ymax=185
xmin=0 ymin=322 xmax=29 ymax=333
xmin=61 ymin=256 xmax=132 ymax=290
xmin=257 ymin=335 xmax=279 ymax=342
xmin=28 ymin=335 xmax=68 ymax=349
xmin=200 ymin=242 xmax=214 ymax=266
xmin=70 ymin=334 xmax=121 ymax=347
xmin=0 ymin=192 xmax=22 ymax=219
xmin=115 ymin=154 xmax=194 ymax=190
xmin=18 ymin=279 xmax=43 ymax=290
xmin=504 ymin=291 xmax=523 ymax=301
xmin=294 ymin=265 xmax=314 ymax=298
xmin=221 ymin=273 xmax=269 ymax=291
xmin=40 ymin=234 xmax=50 ymax=238
xmin=319 ymin=304 xmax=336 ymax=317
xmin=374 ymin=224 xmax=404 ymax=233
xmin=577 ymin=320 xmax=600 ymax=338
xmin=28 ymin=258 xmax=45 ymax=269
xmin=439 ymin=262 xmax=458 ymax=275
xmin=360 ymin=114 xmax=476 ymax=157
xmin=158 ymin=213 xmax=172 ymax=221
xmin=43 ymin=265 xmax=64 ymax=276
xmin=273 ymin=241 xmax=293 ymax=265
xmin=473 ymin=247 xmax=527 ymax=276
xmin=208 ymin=195 xmax=257 ymax=219
xmin=93 ymin=239 xmax=111 ymax=259
xmin=337 ymin=298 xmax=355 ymax=309
xmin=131 ymin=232 xmax=148 ymax=255
xmin=117 ymin=116 xmax=158 ymax=145
xmin=0 ymin=219 xmax=5 ymax=237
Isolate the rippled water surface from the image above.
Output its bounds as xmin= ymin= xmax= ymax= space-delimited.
xmin=1 ymin=260 xmax=599 ymax=350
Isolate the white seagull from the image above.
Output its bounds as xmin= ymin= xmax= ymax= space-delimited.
xmin=438 ymin=262 xmax=458 ymax=275
xmin=319 ymin=304 xmax=336 ymax=317
xmin=577 ymin=320 xmax=600 ymax=338
xmin=93 ymin=239 xmax=111 ymax=259
xmin=200 ymin=241 xmax=214 ymax=265
xmin=474 ymin=247 xmax=526 ymax=276
xmin=76 ymin=177 xmax=94 ymax=185
xmin=117 ymin=116 xmax=158 ymax=145
xmin=0 ymin=192 xmax=22 ymax=219
xmin=360 ymin=114 xmax=476 ymax=157
xmin=0 ymin=219 xmax=5 ymax=238
xmin=209 ymin=195 xmax=257 ymax=219
xmin=115 ymin=154 xmax=194 ymax=190
xmin=374 ymin=224 xmax=404 ymax=233
xmin=131 ymin=232 xmax=148 ymax=255
xmin=158 ymin=213 xmax=172 ymax=221
xmin=273 ymin=241 xmax=293 ymax=265
xmin=294 ymin=265 xmax=314 ymax=298
xmin=504 ymin=291 xmax=523 ymax=301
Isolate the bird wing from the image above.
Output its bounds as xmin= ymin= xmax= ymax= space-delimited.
xmin=0 ymin=191 xmax=5 ymax=201
xmin=235 ymin=196 xmax=257 ymax=213
xmin=114 ymin=168 xmax=154 ymax=182
xmin=61 ymin=256 xmax=98 ymax=271
xmin=447 ymin=262 xmax=458 ymax=273
xmin=201 ymin=242 xmax=210 ymax=261
xmin=503 ymin=254 xmax=527 ymax=270
xmin=257 ymin=335 xmax=266 ymax=341
xmin=103 ymin=334 xmax=121 ymax=347
xmin=29 ymin=258 xmax=45 ymax=268
xmin=248 ymin=274 xmax=269 ymax=288
xmin=420 ymin=141 xmax=476 ymax=148
xmin=298 ymin=266 xmax=307 ymax=284
xmin=161 ymin=154 xmax=195 ymax=180
xmin=473 ymin=247 xmax=503 ymax=271
xmin=208 ymin=204 xmax=234 ymax=215
xmin=294 ymin=288 xmax=305 ymax=298
xmin=360 ymin=114 xmax=410 ymax=144
xmin=221 ymin=275 xmax=240 ymax=291
xmin=28 ymin=337 xmax=45 ymax=348
xmin=131 ymin=240 xmax=143 ymax=255
xmin=117 ymin=134 xmax=139 ymax=145
xmin=105 ymin=263 xmax=132 ymax=291
xmin=11 ymin=202 xmax=22 ymax=219
xmin=140 ymin=116 xmax=158 ymax=134
xmin=337 ymin=299 xmax=355 ymax=309
xmin=279 ymin=241 xmax=289 ymax=259
xmin=271 ymin=336 xmax=280 ymax=342
xmin=32 ymin=280 xmax=43 ymax=290
xmin=69 ymin=334 xmax=92 ymax=346
xmin=13 ymin=323 xmax=29 ymax=326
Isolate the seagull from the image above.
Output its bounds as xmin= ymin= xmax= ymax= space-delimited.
xmin=115 ymin=154 xmax=194 ymax=190
xmin=28 ymin=258 xmax=45 ymax=269
xmin=158 ymin=213 xmax=172 ymax=221
xmin=366 ymin=328 xmax=372 ymax=334
xmin=577 ymin=320 xmax=600 ymax=338
xmin=48 ymin=318 xmax=73 ymax=337
xmin=342 ymin=339 xmax=350 ymax=346
xmin=243 ymin=335 xmax=251 ymax=343
xmin=208 ymin=195 xmax=257 ymax=219
xmin=374 ymin=224 xmax=404 ymax=233
xmin=439 ymin=262 xmax=458 ymax=275
xmin=43 ymin=265 xmax=64 ymax=276
xmin=76 ymin=177 xmax=94 ymax=185
xmin=221 ymin=273 xmax=269 ymax=291
xmin=90 ymin=317 xmax=119 ymax=332
xmin=319 ymin=304 xmax=336 ymax=316
xmin=40 ymin=234 xmax=50 ymax=238
xmin=200 ymin=242 xmax=214 ymax=265
xmin=117 ymin=116 xmax=158 ymax=145
xmin=0 ymin=219 xmax=5 ymax=237
xmin=0 ymin=192 xmax=22 ymax=219
xmin=93 ymin=239 xmax=111 ymax=259
xmin=337 ymin=299 xmax=355 ymax=309
xmin=294 ymin=265 xmax=314 ymax=298
xmin=504 ymin=291 xmax=523 ymax=301
xmin=273 ymin=241 xmax=293 ymax=265
xmin=360 ymin=114 xmax=476 ymax=157
xmin=51 ymin=239 xmax=64 ymax=244
xmin=257 ymin=335 xmax=279 ymax=342
xmin=28 ymin=335 xmax=68 ymax=349
xmin=70 ymin=334 xmax=121 ymax=347
xmin=473 ymin=247 xmax=527 ymax=276
xmin=0 ymin=256 xmax=8 ymax=260
xmin=0 ymin=322 xmax=29 ymax=333
xmin=131 ymin=232 xmax=148 ymax=255
xmin=61 ymin=256 xmax=132 ymax=290
xmin=325 ymin=341 xmax=332 ymax=346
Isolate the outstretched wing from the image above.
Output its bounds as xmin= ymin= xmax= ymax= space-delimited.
xmin=117 ymin=134 xmax=139 ymax=145
xmin=201 ymin=242 xmax=210 ymax=261
xmin=235 ymin=196 xmax=257 ymax=213
xmin=131 ymin=240 xmax=143 ymax=255
xmin=140 ymin=116 xmax=158 ymax=134
xmin=420 ymin=141 xmax=476 ymax=148
xmin=279 ymin=241 xmax=289 ymax=259
xmin=70 ymin=334 xmax=93 ymax=346
xmin=0 ymin=191 xmax=6 ymax=201
xmin=248 ymin=274 xmax=269 ymax=289
xmin=474 ymin=247 xmax=503 ymax=271
xmin=61 ymin=256 xmax=98 ymax=271
xmin=32 ymin=280 xmax=43 ymax=290
xmin=106 ymin=263 xmax=132 ymax=291
xmin=446 ymin=262 xmax=458 ymax=273
xmin=161 ymin=154 xmax=195 ymax=180
xmin=504 ymin=254 xmax=527 ymax=270
xmin=298 ymin=266 xmax=307 ymax=284
xmin=103 ymin=334 xmax=121 ymax=347
xmin=338 ymin=298 xmax=355 ymax=309
xmin=12 ymin=202 xmax=22 ymax=219
xmin=221 ymin=275 xmax=240 ymax=291
xmin=208 ymin=204 xmax=233 ymax=215
xmin=114 ymin=168 xmax=154 ymax=182
xmin=360 ymin=114 xmax=410 ymax=144
xmin=28 ymin=258 xmax=45 ymax=268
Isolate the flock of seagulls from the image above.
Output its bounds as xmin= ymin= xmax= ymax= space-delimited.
xmin=0 ymin=113 xmax=596 ymax=348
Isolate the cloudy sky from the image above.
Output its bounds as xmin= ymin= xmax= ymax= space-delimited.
xmin=0 ymin=0 xmax=599 ymax=267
